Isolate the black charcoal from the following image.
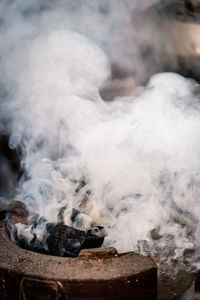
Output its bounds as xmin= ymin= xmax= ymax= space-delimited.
xmin=46 ymin=224 xmax=104 ymax=257
xmin=75 ymin=180 xmax=86 ymax=193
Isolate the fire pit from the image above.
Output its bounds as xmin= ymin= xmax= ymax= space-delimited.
xmin=0 ymin=211 xmax=195 ymax=300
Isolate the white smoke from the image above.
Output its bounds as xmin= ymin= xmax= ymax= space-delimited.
xmin=1 ymin=0 xmax=200 ymax=275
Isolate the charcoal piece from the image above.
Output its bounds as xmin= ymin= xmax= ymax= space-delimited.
xmin=16 ymin=236 xmax=32 ymax=251
xmin=82 ymin=234 xmax=104 ymax=249
xmin=30 ymin=213 xmax=47 ymax=228
xmin=16 ymin=234 xmax=48 ymax=255
xmin=86 ymin=190 xmax=91 ymax=196
xmin=46 ymin=224 xmax=104 ymax=257
xmin=71 ymin=209 xmax=106 ymax=238
xmin=57 ymin=206 xmax=67 ymax=223
xmin=58 ymin=239 xmax=83 ymax=257
xmin=150 ymin=227 xmax=162 ymax=240
xmin=70 ymin=208 xmax=80 ymax=223
xmin=72 ymin=213 xmax=84 ymax=229
xmin=29 ymin=235 xmax=48 ymax=254
xmin=46 ymin=222 xmax=55 ymax=232
xmin=75 ymin=180 xmax=86 ymax=193
xmin=46 ymin=224 xmax=86 ymax=257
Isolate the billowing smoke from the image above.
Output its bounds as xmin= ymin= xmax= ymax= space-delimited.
xmin=1 ymin=0 xmax=200 ymax=276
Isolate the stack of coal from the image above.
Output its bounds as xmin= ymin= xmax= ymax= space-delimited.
xmin=5 ymin=198 xmax=105 ymax=257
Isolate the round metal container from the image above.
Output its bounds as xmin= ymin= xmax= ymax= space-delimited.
xmin=0 ymin=212 xmax=195 ymax=300
xmin=0 ymin=213 xmax=157 ymax=300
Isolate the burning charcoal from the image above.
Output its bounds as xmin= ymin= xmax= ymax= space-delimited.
xmin=46 ymin=224 xmax=86 ymax=257
xmin=7 ymin=200 xmax=29 ymax=224
xmin=83 ymin=233 xmax=104 ymax=249
xmin=29 ymin=213 xmax=47 ymax=228
xmin=70 ymin=209 xmax=107 ymax=238
xmin=86 ymin=190 xmax=91 ymax=196
xmin=57 ymin=206 xmax=67 ymax=223
xmin=13 ymin=223 xmax=34 ymax=245
xmin=29 ymin=234 xmax=49 ymax=254
xmin=7 ymin=208 xmax=50 ymax=255
xmin=6 ymin=201 xmax=105 ymax=257
xmin=70 ymin=208 xmax=80 ymax=223
xmin=13 ymin=221 xmax=51 ymax=255
xmin=71 ymin=210 xmax=88 ymax=231
xmin=46 ymin=222 xmax=55 ymax=232
xmin=16 ymin=232 xmax=47 ymax=255
xmin=46 ymin=224 xmax=104 ymax=257
xmin=34 ymin=215 xmax=47 ymax=226
xmin=75 ymin=179 xmax=86 ymax=193
xmin=72 ymin=212 xmax=84 ymax=230
xmin=149 ymin=227 xmax=162 ymax=240
xmin=16 ymin=235 xmax=32 ymax=251
xmin=87 ymin=225 xmax=106 ymax=237
xmin=30 ymin=234 xmax=42 ymax=250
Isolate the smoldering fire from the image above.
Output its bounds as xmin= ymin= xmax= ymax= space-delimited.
xmin=1 ymin=0 xmax=200 ymax=277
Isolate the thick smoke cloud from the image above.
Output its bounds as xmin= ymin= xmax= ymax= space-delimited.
xmin=1 ymin=0 xmax=200 ymax=276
